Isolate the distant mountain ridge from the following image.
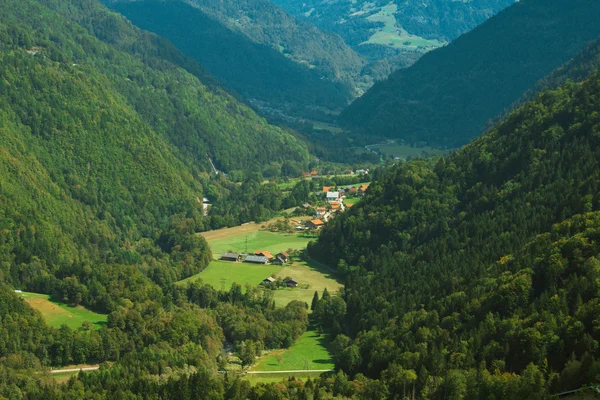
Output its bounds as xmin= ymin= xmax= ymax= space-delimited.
xmin=340 ymin=0 xmax=600 ymax=147
xmin=270 ymin=0 xmax=514 ymax=59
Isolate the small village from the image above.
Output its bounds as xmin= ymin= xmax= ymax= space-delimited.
xmin=217 ymin=179 xmax=370 ymax=290
xmin=300 ymin=182 xmax=370 ymax=231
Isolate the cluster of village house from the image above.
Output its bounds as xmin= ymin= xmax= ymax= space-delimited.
xmin=300 ymin=183 xmax=370 ymax=231
xmin=220 ymin=250 xmax=299 ymax=287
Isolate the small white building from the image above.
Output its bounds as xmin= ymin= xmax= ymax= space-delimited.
xmin=326 ymin=191 xmax=340 ymax=203
xmin=202 ymin=197 xmax=212 ymax=217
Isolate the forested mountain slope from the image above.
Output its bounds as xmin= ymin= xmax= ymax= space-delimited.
xmin=519 ymin=35 xmax=600 ymax=105
xmin=108 ymin=0 xmax=354 ymax=119
xmin=106 ymin=0 xmax=364 ymax=86
xmin=0 ymin=0 xmax=309 ymax=303
xmin=311 ymin=71 xmax=600 ymax=395
xmin=340 ymin=0 xmax=600 ymax=147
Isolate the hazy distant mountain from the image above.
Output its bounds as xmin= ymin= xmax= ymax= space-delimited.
xmin=271 ymin=0 xmax=514 ymax=61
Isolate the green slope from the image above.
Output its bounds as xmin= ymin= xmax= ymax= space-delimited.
xmin=108 ymin=0 xmax=353 ymax=119
xmin=0 ymin=0 xmax=309 ymax=310
xmin=340 ymin=0 xmax=600 ymax=147
xmin=312 ymin=70 xmax=600 ymax=395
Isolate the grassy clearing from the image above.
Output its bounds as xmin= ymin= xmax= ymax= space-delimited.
xmin=312 ymin=121 xmax=343 ymax=134
xmin=251 ymin=326 xmax=334 ymax=372
xmin=20 ymin=292 xmax=107 ymax=330
xmin=343 ymin=197 xmax=361 ymax=206
xmin=243 ymin=371 xmax=330 ymax=385
xmin=176 ymin=258 xmax=342 ymax=307
xmin=177 ymin=260 xmax=281 ymax=289
xmin=51 ymin=371 xmax=78 ymax=384
xmin=207 ymin=231 xmax=313 ymax=260
xmin=189 ymin=221 xmax=342 ymax=306
xmin=370 ymin=143 xmax=451 ymax=159
xmin=363 ymin=2 xmax=442 ymax=50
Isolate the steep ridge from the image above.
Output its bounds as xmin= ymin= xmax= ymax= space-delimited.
xmin=108 ymin=0 xmax=354 ymax=119
xmin=311 ymin=71 xmax=600 ymax=395
xmin=106 ymin=0 xmax=364 ymax=85
xmin=340 ymin=0 xmax=600 ymax=147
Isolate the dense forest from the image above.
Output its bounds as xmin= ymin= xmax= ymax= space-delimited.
xmin=105 ymin=0 xmax=364 ymax=87
xmin=311 ymin=69 xmax=600 ymax=396
xmin=341 ymin=0 xmax=600 ymax=148
xmin=0 ymin=0 xmax=313 ymax=317
xmin=107 ymin=0 xmax=354 ymax=120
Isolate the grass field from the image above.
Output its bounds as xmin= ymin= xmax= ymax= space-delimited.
xmin=363 ymin=3 xmax=442 ymax=50
xmin=177 ymin=260 xmax=281 ymax=289
xmin=176 ymin=258 xmax=342 ymax=307
xmin=343 ymin=197 xmax=361 ymax=206
xmin=20 ymin=292 xmax=107 ymax=330
xmin=250 ymin=326 xmax=334 ymax=372
xmin=207 ymin=231 xmax=313 ymax=259
xmin=368 ymin=142 xmax=451 ymax=160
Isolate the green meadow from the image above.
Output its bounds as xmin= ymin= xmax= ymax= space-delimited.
xmin=208 ymin=231 xmax=312 ymax=259
xmin=364 ymin=3 xmax=442 ymax=50
xmin=250 ymin=326 xmax=335 ymax=372
xmin=177 ymin=260 xmax=281 ymax=289
xmin=20 ymin=292 xmax=107 ymax=330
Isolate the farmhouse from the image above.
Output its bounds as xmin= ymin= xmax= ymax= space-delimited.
xmin=308 ymin=219 xmax=325 ymax=230
xmin=274 ymin=252 xmax=290 ymax=265
xmin=322 ymin=186 xmax=333 ymax=193
xmin=358 ymin=184 xmax=370 ymax=196
xmin=245 ymin=255 xmax=270 ymax=264
xmin=261 ymin=276 xmax=276 ymax=285
xmin=254 ymin=250 xmax=274 ymax=259
xmin=221 ymin=252 xmax=242 ymax=262
xmin=284 ymin=278 xmax=299 ymax=288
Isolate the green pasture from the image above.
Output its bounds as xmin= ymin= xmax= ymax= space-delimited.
xmin=20 ymin=292 xmax=107 ymax=330
xmin=371 ymin=143 xmax=451 ymax=159
xmin=208 ymin=231 xmax=312 ymax=259
xmin=176 ymin=260 xmax=280 ymax=289
xmin=364 ymin=3 xmax=442 ymax=50
xmin=251 ymin=326 xmax=335 ymax=372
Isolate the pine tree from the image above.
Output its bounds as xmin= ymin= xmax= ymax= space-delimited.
xmin=311 ymin=291 xmax=319 ymax=310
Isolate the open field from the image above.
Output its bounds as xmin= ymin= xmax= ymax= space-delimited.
xmin=199 ymin=216 xmax=310 ymax=242
xmin=207 ymin=231 xmax=313 ymax=260
xmin=176 ymin=258 xmax=342 ymax=307
xmin=177 ymin=260 xmax=281 ymax=289
xmin=367 ymin=142 xmax=451 ymax=160
xmin=312 ymin=121 xmax=343 ymax=134
xmin=273 ymin=260 xmax=342 ymax=306
xmin=190 ymin=220 xmax=342 ymax=305
xmin=363 ymin=3 xmax=442 ymax=50
xmin=343 ymin=197 xmax=361 ymax=206
xmin=20 ymin=292 xmax=107 ymax=330
xmin=251 ymin=326 xmax=335 ymax=372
